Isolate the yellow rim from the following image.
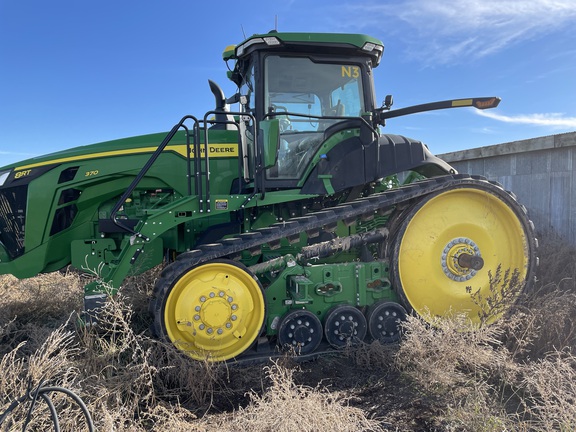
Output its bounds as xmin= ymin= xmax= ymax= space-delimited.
xmin=164 ymin=261 xmax=265 ymax=361
xmin=396 ymin=187 xmax=529 ymax=324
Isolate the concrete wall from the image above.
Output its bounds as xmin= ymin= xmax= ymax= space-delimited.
xmin=438 ymin=131 xmax=576 ymax=244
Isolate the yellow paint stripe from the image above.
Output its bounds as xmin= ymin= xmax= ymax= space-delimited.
xmin=16 ymin=143 xmax=238 ymax=170
xmin=451 ymin=99 xmax=473 ymax=107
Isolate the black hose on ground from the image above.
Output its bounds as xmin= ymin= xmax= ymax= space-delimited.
xmin=0 ymin=378 xmax=95 ymax=432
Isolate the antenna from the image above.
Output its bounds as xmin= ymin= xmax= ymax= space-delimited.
xmin=241 ymin=24 xmax=246 ymax=39
xmin=275 ymin=15 xmax=278 ymax=31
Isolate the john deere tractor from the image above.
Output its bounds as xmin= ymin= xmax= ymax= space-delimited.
xmin=0 ymin=31 xmax=537 ymax=361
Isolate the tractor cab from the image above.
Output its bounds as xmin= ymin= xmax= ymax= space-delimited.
xmin=222 ymin=32 xmax=384 ymax=189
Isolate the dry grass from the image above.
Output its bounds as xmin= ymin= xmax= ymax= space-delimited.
xmin=536 ymin=230 xmax=576 ymax=289
xmin=0 ymin=272 xmax=82 ymax=359
xmin=1 ymin=232 xmax=575 ymax=431
xmin=521 ymin=351 xmax=576 ymax=431
xmin=396 ymin=311 xmax=511 ymax=387
xmin=0 ymin=271 xmax=225 ymax=431
xmin=394 ymin=311 xmax=519 ymax=431
xmin=392 ymin=263 xmax=576 ymax=431
xmin=511 ymin=282 xmax=576 ymax=360
xmin=0 ymin=324 xmax=84 ymax=431
xmin=1 ymin=270 xmax=385 ymax=431
xmin=204 ymin=361 xmax=385 ymax=432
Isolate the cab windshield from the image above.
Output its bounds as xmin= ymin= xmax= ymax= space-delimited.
xmin=264 ymin=55 xmax=365 ymax=179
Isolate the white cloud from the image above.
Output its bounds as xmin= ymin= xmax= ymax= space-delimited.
xmin=476 ymin=110 xmax=576 ymax=128
xmin=344 ymin=0 xmax=576 ymax=65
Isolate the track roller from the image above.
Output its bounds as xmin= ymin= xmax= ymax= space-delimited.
xmin=323 ymin=305 xmax=367 ymax=348
xmin=277 ymin=309 xmax=323 ymax=355
xmin=366 ymin=301 xmax=407 ymax=343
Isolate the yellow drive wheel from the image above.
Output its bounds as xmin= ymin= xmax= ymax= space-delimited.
xmin=390 ymin=180 xmax=536 ymax=325
xmin=161 ymin=260 xmax=265 ymax=361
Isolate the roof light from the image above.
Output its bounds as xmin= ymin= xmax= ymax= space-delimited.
xmin=236 ymin=36 xmax=282 ymax=57
xmin=362 ymin=42 xmax=376 ymax=52
xmin=236 ymin=37 xmax=264 ymax=57
xmin=263 ymin=36 xmax=280 ymax=46
xmin=362 ymin=42 xmax=383 ymax=53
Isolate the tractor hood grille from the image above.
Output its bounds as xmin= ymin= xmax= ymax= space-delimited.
xmin=0 ymin=185 xmax=27 ymax=259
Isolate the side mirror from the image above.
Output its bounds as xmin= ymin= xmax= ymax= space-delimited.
xmin=259 ymin=119 xmax=280 ymax=169
xmin=383 ymin=94 xmax=393 ymax=110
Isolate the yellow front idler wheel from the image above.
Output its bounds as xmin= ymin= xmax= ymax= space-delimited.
xmin=162 ymin=260 xmax=265 ymax=361
xmin=390 ymin=180 xmax=537 ymax=325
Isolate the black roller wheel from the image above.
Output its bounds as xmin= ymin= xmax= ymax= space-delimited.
xmin=324 ymin=305 xmax=367 ymax=348
xmin=277 ymin=309 xmax=323 ymax=355
xmin=366 ymin=301 xmax=407 ymax=343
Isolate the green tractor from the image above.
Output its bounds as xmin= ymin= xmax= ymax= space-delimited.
xmin=0 ymin=31 xmax=537 ymax=361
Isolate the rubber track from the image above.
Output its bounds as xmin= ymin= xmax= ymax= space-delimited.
xmin=160 ymin=174 xmax=499 ymax=271
xmin=149 ymin=173 xmax=537 ymax=361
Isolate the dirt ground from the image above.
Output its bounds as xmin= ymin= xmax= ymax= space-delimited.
xmin=192 ymin=348 xmax=446 ymax=431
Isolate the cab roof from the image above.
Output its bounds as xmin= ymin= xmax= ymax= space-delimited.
xmin=223 ymin=31 xmax=384 ymax=66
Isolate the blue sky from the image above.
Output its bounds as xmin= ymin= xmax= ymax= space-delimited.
xmin=1 ymin=0 xmax=576 ymax=166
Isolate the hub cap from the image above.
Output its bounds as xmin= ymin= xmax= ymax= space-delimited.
xmin=441 ymin=237 xmax=482 ymax=282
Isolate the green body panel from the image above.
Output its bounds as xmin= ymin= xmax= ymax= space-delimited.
xmin=264 ymin=260 xmax=396 ymax=335
xmin=0 ymin=129 xmax=246 ymax=278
